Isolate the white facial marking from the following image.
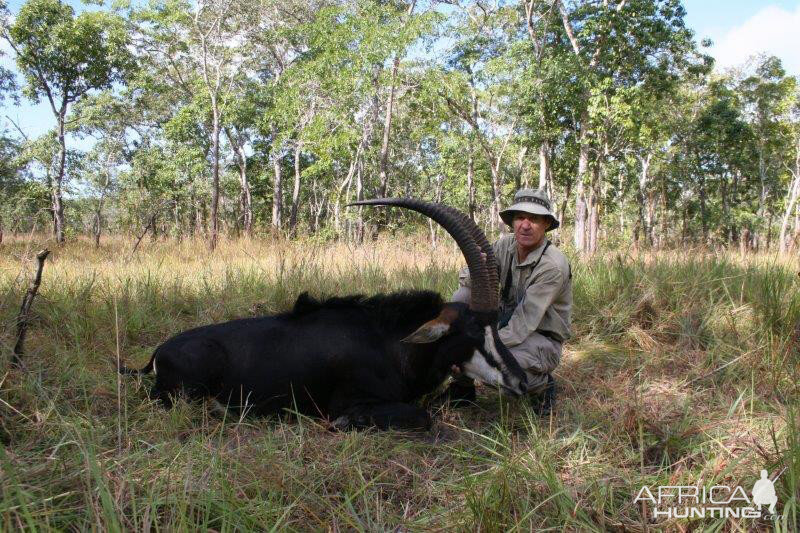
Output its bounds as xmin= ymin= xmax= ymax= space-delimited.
xmin=462 ymin=350 xmax=505 ymax=387
xmin=465 ymin=326 xmax=524 ymax=395
xmin=152 ymin=358 xmax=157 ymax=375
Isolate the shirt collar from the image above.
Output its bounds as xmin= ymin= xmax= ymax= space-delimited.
xmin=514 ymin=238 xmax=548 ymax=267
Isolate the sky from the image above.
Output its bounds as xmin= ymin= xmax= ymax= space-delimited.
xmin=1 ymin=0 xmax=799 ymax=142
xmin=683 ymin=0 xmax=800 ymax=74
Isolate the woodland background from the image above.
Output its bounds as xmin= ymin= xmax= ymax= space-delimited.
xmin=0 ymin=0 xmax=799 ymax=253
xmin=2 ymin=2 xmax=800 ymax=529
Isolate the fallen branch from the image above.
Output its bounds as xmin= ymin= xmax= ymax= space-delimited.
xmin=130 ymin=213 xmax=156 ymax=256
xmin=12 ymin=249 xmax=50 ymax=367
xmin=130 ymin=200 xmax=172 ymax=257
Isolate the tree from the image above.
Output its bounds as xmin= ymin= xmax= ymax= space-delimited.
xmin=738 ymin=56 xmax=796 ymax=250
xmin=779 ymin=88 xmax=800 ymax=253
xmin=1 ymin=0 xmax=132 ymax=242
xmin=132 ymin=0 xmax=261 ymax=249
xmin=440 ymin=1 xmax=521 ymax=232
xmin=71 ymin=92 xmax=135 ymax=246
xmin=556 ymin=0 xmax=695 ymax=252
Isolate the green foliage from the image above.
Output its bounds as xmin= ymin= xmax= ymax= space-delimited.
xmin=0 ymin=0 xmax=798 ymax=248
xmin=7 ymin=0 xmax=132 ymax=106
xmin=0 ymin=131 xmax=50 ymax=231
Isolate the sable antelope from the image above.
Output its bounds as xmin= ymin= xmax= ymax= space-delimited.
xmin=121 ymin=199 xmax=526 ymax=430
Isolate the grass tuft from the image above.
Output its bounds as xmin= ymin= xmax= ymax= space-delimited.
xmin=0 ymin=235 xmax=798 ymax=529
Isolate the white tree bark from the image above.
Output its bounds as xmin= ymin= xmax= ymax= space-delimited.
xmin=779 ymin=136 xmax=800 ymax=253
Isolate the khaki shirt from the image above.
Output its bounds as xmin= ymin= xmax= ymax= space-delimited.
xmin=458 ymin=234 xmax=573 ymax=346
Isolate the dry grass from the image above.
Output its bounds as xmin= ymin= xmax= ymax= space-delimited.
xmin=0 ymin=234 xmax=798 ymax=531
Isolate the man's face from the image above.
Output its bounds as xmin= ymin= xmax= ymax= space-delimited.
xmin=512 ymin=212 xmax=550 ymax=250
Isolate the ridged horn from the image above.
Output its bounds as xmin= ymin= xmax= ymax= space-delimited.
xmin=441 ymin=206 xmax=499 ymax=310
xmin=348 ymin=198 xmax=496 ymax=316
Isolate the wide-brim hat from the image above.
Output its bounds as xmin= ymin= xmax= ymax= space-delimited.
xmin=499 ymin=188 xmax=559 ymax=231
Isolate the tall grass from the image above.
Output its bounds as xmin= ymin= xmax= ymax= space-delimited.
xmin=0 ymin=235 xmax=798 ymax=530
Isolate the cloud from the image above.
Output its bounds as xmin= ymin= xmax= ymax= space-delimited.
xmin=708 ymin=4 xmax=800 ymax=75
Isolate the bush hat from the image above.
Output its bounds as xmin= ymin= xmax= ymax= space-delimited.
xmin=499 ymin=188 xmax=559 ymax=231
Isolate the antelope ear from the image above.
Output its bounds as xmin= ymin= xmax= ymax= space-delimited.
xmin=402 ymin=319 xmax=451 ymax=343
xmin=401 ymin=306 xmax=459 ymax=344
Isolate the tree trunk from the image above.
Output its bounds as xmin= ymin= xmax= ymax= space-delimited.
xmin=93 ymin=188 xmax=106 ymax=248
xmin=173 ymin=197 xmax=181 ymax=241
xmin=740 ymin=228 xmax=751 ymax=255
xmin=681 ymin=202 xmax=688 ymax=245
xmin=538 ymin=141 xmax=550 ymax=190
xmin=355 ymin=161 xmax=364 ymax=243
xmin=289 ymin=142 xmax=302 ymax=235
xmin=793 ymin=203 xmax=800 ymax=252
xmin=515 ymin=146 xmax=527 ymax=190
xmin=720 ymin=175 xmax=730 ymax=244
xmin=336 ymin=94 xmax=376 ymax=233
xmin=559 ymin=179 xmax=571 ymax=232
xmin=240 ymin=153 xmax=252 ymax=236
xmin=699 ymin=174 xmax=708 ymax=245
xmin=272 ymin=143 xmax=283 ymax=230
xmin=377 ymin=0 xmax=415 ymax=198
xmin=225 ymin=129 xmax=252 ymax=237
xmin=646 ymin=191 xmax=655 ymax=247
xmin=779 ymin=139 xmax=800 ymax=253
xmin=93 ymin=210 xmax=102 ymax=248
xmin=779 ymin=177 xmax=799 ymax=253
xmin=588 ymin=163 xmax=599 ymax=254
xmin=660 ymin=179 xmax=668 ymax=248
xmin=428 ymin=173 xmax=445 ymax=246
xmin=209 ymin=100 xmax=221 ymax=251
xmin=53 ymin=108 xmax=67 ymax=243
xmin=589 ymin=199 xmax=598 ymax=254
xmin=755 ymin=149 xmax=767 ymax=250
xmin=573 ymin=131 xmax=589 ymax=253
xmin=377 ymin=56 xmax=399 ymax=198
xmin=466 ymin=146 xmax=476 ymax=221
xmin=766 ymin=209 xmax=774 ymax=251
xmin=636 ymin=154 xmax=651 ymax=247
xmin=618 ymin=171 xmax=626 ymax=239
xmin=489 ymin=162 xmax=502 ymax=234
xmin=467 ymin=85 xmax=479 ymax=221
xmin=93 ymin=197 xmax=103 ymax=248
xmin=151 ymin=212 xmax=158 ymax=242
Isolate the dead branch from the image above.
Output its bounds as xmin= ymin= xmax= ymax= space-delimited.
xmin=130 ymin=200 xmax=172 ymax=257
xmin=130 ymin=213 xmax=157 ymax=256
xmin=12 ymin=249 xmax=51 ymax=367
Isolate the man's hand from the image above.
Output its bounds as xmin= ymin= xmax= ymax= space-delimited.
xmin=451 ymin=364 xmax=462 ymax=375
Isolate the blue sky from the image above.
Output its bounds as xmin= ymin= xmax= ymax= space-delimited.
xmin=2 ymin=1 xmax=799 ymax=142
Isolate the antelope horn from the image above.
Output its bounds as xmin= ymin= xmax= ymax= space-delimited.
xmin=441 ymin=205 xmax=499 ymax=310
xmin=352 ymin=198 xmax=528 ymax=386
xmin=348 ymin=198 xmax=496 ymax=319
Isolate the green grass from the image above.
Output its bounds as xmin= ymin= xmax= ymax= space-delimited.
xmin=0 ymin=236 xmax=798 ymax=530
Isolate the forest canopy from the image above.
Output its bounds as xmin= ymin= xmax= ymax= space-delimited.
xmin=1 ymin=0 xmax=798 ymax=253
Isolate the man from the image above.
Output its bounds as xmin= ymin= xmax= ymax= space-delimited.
xmin=446 ymin=188 xmax=572 ymax=414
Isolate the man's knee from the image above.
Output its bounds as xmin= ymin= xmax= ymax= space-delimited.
xmin=515 ymin=337 xmax=561 ymax=373
xmin=511 ymin=334 xmax=561 ymax=393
